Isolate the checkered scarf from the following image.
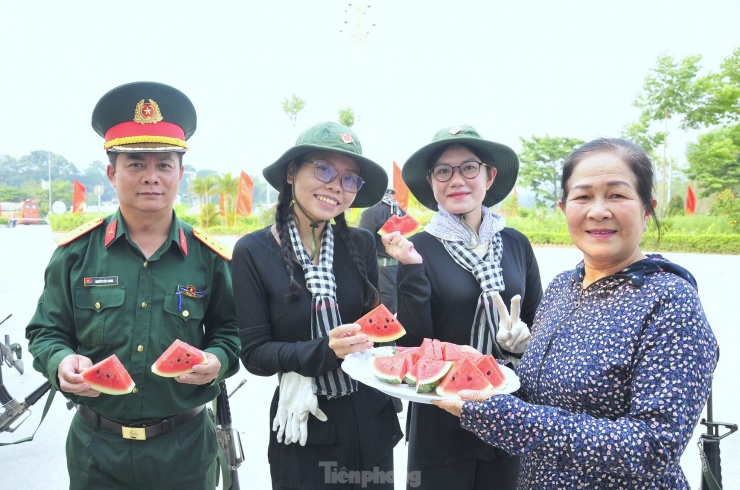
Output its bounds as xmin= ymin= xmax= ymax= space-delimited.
xmin=381 ymin=193 xmax=403 ymax=217
xmin=288 ymin=216 xmax=356 ymax=398
xmin=427 ymin=207 xmax=506 ymax=358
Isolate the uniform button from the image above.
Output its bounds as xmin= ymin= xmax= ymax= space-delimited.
xmin=143 ymin=261 xmax=148 ymax=268
xmin=182 ymin=310 xmax=190 ymax=318
xmin=95 ymin=301 xmax=101 ymax=309
xmin=132 ymin=387 xmax=139 ymax=393
xmin=137 ymin=345 xmax=144 ymax=352
xmin=141 ymin=301 xmax=147 ymax=308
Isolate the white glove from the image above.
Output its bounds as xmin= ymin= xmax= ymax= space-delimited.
xmin=493 ymin=293 xmax=531 ymax=354
xmin=272 ymin=372 xmax=328 ymax=446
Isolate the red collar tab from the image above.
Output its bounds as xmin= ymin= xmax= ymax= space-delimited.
xmin=104 ymin=219 xmax=118 ymax=247
xmin=179 ymin=228 xmax=188 ymax=256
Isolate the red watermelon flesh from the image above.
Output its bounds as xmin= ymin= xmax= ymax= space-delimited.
xmin=418 ymin=338 xmax=444 ymax=360
xmin=151 ymin=339 xmax=208 ymax=378
xmin=81 ymin=354 xmax=136 ymax=396
xmin=371 ymin=354 xmax=411 ymax=384
xmin=378 ymin=214 xmax=422 ymax=238
xmin=414 ymin=359 xmax=454 ymax=393
xmin=355 ymin=304 xmax=406 ymax=342
xmin=441 ymin=342 xmax=465 ymax=361
xmin=475 ymin=355 xmax=506 ymax=389
xmin=435 ymin=357 xmax=493 ymax=397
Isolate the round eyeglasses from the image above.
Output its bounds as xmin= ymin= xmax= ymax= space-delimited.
xmin=428 ymin=161 xmax=487 ymax=182
xmin=303 ymin=160 xmax=364 ymax=193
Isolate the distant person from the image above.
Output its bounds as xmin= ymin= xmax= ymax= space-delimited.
xmin=231 ymin=121 xmax=403 ymax=489
xmin=359 ymin=188 xmax=406 ymax=313
xmin=26 ymin=81 xmax=240 ymax=489
xmin=383 ymin=125 xmax=543 ymax=490
xmin=433 ymin=138 xmax=719 ymax=489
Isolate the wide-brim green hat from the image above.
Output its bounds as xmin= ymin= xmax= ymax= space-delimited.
xmin=402 ymin=125 xmax=519 ymax=211
xmin=263 ymin=121 xmax=388 ymax=208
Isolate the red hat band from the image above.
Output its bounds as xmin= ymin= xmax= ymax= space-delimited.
xmin=104 ymin=120 xmax=188 ymax=150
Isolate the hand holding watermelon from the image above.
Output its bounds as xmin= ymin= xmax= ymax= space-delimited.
xmin=58 ymin=354 xmax=102 ymax=397
xmin=328 ymin=323 xmax=375 ymax=359
xmin=151 ymin=339 xmax=218 ymax=385
xmin=381 ymin=232 xmax=423 ymax=265
xmin=431 ymin=388 xmax=504 ymax=418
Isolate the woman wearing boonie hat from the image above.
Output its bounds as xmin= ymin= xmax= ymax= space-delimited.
xmin=382 ymin=125 xmax=543 ymax=490
xmin=231 ymin=121 xmax=402 ymax=489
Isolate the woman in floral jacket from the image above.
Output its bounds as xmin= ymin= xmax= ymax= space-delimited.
xmin=434 ymin=138 xmax=719 ymax=489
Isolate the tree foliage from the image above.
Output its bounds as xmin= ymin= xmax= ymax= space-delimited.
xmin=282 ymin=94 xmax=306 ymax=129
xmin=517 ymin=135 xmax=584 ymax=208
xmin=686 ymin=125 xmax=740 ymax=196
xmin=338 ymin=107 xmax=355 ymax=127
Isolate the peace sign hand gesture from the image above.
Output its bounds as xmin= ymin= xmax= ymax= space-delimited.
xmin=492 ymin=293 xmax=531 ymax=354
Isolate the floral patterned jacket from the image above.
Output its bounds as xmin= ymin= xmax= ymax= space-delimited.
xmin=460 ymin=255 xmax=719 ymax=489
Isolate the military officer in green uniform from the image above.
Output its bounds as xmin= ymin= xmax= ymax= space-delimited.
xmin=26 ymin=81 xmax=240 ymax=490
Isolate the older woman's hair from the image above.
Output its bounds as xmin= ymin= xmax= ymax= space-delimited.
xmin=561 ymin=138 xmax=661 ymax=236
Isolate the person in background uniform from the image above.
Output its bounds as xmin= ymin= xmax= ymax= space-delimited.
xmin=359 ymin=188 xmax=406 ymax=313
xmin=383 ymin=125 xmax=543 ymax=490
xmin=434 ymin=138 xmax=719 ymax=489
xmin=231 ymin=121 xmax=403 ymax=489
xmin=26 ymin=81 xmax=240 ymax=490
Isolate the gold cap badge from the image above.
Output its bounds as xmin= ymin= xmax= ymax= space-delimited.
xmin=133 ymin=99 xmax=164 ymax=125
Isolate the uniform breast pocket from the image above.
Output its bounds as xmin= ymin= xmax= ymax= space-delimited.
xmin=163 ymin=293 xmax=206 ymax=345
xmin=74 ymin=287 xmax=126 ymax=347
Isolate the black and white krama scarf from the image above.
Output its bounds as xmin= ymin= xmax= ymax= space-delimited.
xmin=425 ymin=207 xmax=507 ymax=359
xmin=288 ymin=216 xmax=357 ymax=398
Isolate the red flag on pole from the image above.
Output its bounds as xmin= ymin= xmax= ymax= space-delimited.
xmin=72 ymin=179 xmax=86 ymax=214
xmin=236 ymin=171 xmax=254 ymax=217
xmin=392 ymin=161 xmax=409 ymax=211
xmin=685 ymin=185 xmax=696 ymax=216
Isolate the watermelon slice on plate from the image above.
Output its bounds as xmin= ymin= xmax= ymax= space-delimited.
xmin=414 ymin=359 xmax=454 ymax=393
xmin=475 ymin=355 xmax=506 ymax=390
xmin=378 ymin=215 xmax=422 ymax=238
xmin=435 ymin=356 xmax=493 ymax=397
xmin=80 ymin=354 xmax=136 ymax=396
xmin=151 ymin=339 xmax=208 ymax=378
xmin=355 ymin=304 xmax=406 ymax=342
xmin=418 ymin=338 xmax=444 ymax=360
xmin=371 ymin=354 xmax=411 ymax=384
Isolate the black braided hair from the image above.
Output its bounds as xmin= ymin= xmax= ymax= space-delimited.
xmin=274 ymin=177 xmax=301 ymax=301
xmin=333 ymin=213 xmax=380 ymax=311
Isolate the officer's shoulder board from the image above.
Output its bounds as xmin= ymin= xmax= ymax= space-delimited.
xmin=54 ymin=217 xmax=106 ymax=246
xmin=192 ymin=227 xmax=232 ymax=261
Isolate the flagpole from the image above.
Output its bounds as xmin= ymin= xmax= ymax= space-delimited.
xmin=47 ymin=152 xmax=52 ymax=211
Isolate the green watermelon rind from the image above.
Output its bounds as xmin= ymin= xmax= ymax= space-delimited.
xmin=371 ymin=356 xmax=407 ymax=384
xmin=151 ymin=339 xmax=208 ymax=378
xmin=415 ymin=360 xmax=454 ymax=394
xmin=81 ymin=354 xmax=136 ymax=396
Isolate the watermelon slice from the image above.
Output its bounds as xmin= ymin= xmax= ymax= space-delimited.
xmin=371 ymin=354 xmax=411 ymax=384
xmin=355 ymin=304 xmax=406 ymax=342
xmin=441 ymin=342 xmax=465 ymax=361
xmin=475 ymin=355 xmax=506 ymax=390
xmin=414 ymin=359 xmax=454 ymax=393
xmin=378 ymin=215 xmax=422 ymax=238
xmin=418 ymin=338 xmax=444 ymax=360
xmin=151 ymin=339 xmax=208 ymax=378
xmin=436 ymin=357 xmax=493 ymax=397
xmin=80 ymin=354 xmax=136 ymax=396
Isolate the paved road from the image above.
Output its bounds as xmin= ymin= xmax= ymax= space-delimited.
xmin=1 ymin=225 xmax=737 ymax=489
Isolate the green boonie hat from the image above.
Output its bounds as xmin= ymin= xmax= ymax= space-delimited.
xmin=263 ymin=121 xmax=388 ymax=208
xmin=402 ymin=125 xmax=519 ymax=211
xmin=91 ymin=81 xmax=196 ymax=153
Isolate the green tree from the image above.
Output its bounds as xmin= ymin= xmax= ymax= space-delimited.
xmin=215 ymin=172 xmax=239 ymax=227
xmin=282 ymin=94 xmax=306 ymax=130
xmin=518 ymin=135 xmax=584 ymax=208
xmin=686 ymin=126 xmax=740 ymax=196
xmin=0 ymin=184 xmax=25 ymax=202
xmin=686 ymin=48 xmax=740 ymax=128
xmin=189 ymin=175 xmax=218 ymax=227
xmin=627 ymin=54 xmax=704 ymax=217
xmin=338 ymin=107 xmax=355 ymax=127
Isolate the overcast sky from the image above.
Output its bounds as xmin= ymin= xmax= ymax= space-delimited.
xmin=2 ymin=0 xmax=738 ymax=184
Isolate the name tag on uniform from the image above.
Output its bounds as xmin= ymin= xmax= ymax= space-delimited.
xmin=84 ymin=276 xmax=119 ymax=287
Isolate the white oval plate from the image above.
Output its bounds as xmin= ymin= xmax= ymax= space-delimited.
xmin=341 ymin=347 xmax=520 ymax=404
